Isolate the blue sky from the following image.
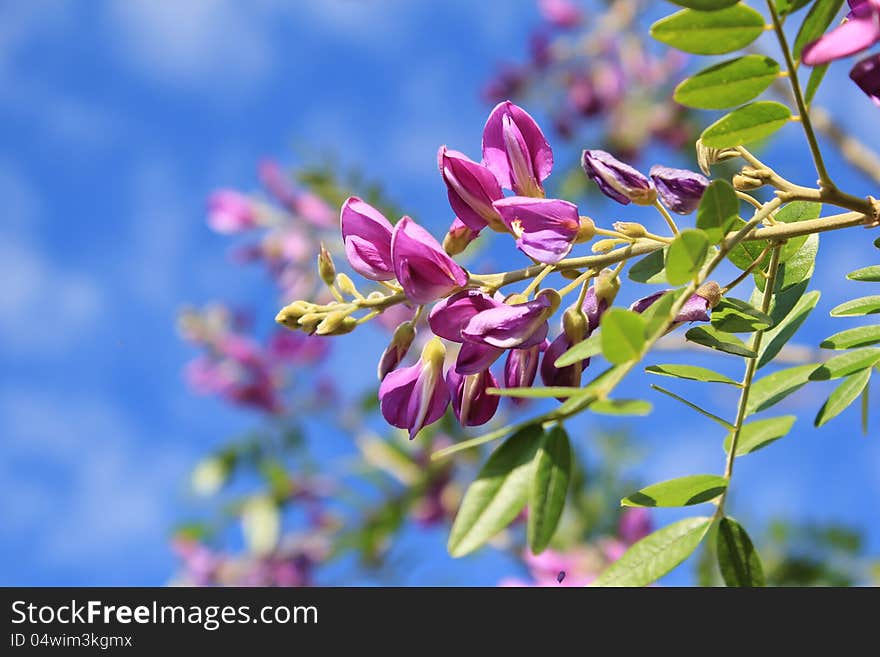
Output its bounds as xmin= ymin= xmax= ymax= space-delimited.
xmin=1 ymin=1 xmax=879 ymax=586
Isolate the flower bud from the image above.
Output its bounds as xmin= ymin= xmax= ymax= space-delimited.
xmin=649 ymin=165 xmax=709 ymax=215
xmin=315 ymin=310 xmax=356 ymax=336
xmin=695 ymin=139 xmax=739 ymax=176
xmin=335 ymin=273 xmax=358 ymax=297
xmin=318 ymin=243 xmax=336 ymax=286
xmin=695 ymin=281 xmax=722 ymax=309
xmin=591 ymin=238 xmax=626 ymax=253
xmin=447 ymin=368 xmax=500 ymax=427
xmin=575 ymin=216 xmax=595 ymax=243
xmin=732 ymin=173 xmax=763 ymax=191
xmin=562 ymin=305 xmax=588 ymax=344
xmin=438 ymin=146 xmax=505 ymax=231
xmin=851 ymin=54 xmax=880 ymax=107
xmin=594 ymin=268 xmax=620 ymax=307
xmin=443 ymin=218 xmax=481 ymax=256
xmin=275 ymin=300 xmax=313 ymax=329
xmin=612 ymin=221 xmax=647 ymax=238
xmin=581 ymin=149 xmax=657 ymax=206
xmin=378 ymin=321 xmax=416 ymax=380
xmin=392 ymin=217 xmax=469 ymax=304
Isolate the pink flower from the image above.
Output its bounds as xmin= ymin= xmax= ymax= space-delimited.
xmin=447 ymin=368 xmax=500 ymax=426
xmin=207 ymin=190 xmax=258 ymax=233
xmin=461 ymin=290 xmax=558 ymax=349
xmin=503 ymin=342 xmax=546 ymax=405
xmin=482 ymin=101 xmax=554 ymax=197
xmin=392 ymin=217 xmax=469 ymax=304
xmin=438 ymin=146 xmax=504 ymax=231
xmin=493 ymin=196 xmax=580 ymax=263
xmin=538 ymin=0 xmax=583 ymax=29
xmin=802 ymin=0 xmax=880 ymax=66
xmin=340 ymin=197 xmax=395 ymax=281
xmin=378 ymin=338 xmax=450 ymax=439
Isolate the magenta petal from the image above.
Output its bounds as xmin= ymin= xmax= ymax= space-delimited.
xmin=340 ymin=197 xmax=394 ymax=280
xmin=378 ymin=358 xmax=449 ymax=440
xmin=482 ymin=101 xmax=553 ymax=193
xmin=428 ymin=290 xmax=502 ymax=342
xmin=676 ymin=295 xmax=711 ymax=323
xmin=439 ymin=146 xmax=503 ymax=231
xmin=378 ymin=362 xmax=422 ymax=428
xmin=455 ymin=342 xmax=505 ymax=375
xmin=504 ymin=342 xmax=546 ymax=406
xmin=851 ymin=53 xmax=880 ymax=106
xmin=392 ymin=217 xmax=469 ymax=304
xmin=802 ymin=12 xmax=880 ymax=66
xmin=461 ymin=294 xmax=553 ymax=348
xmin=540 ymin=333 xmax=588 ymax=389
xmin=447 ymin=368 xmax=500 ymax=427
xmin=493 ymin=196 xmax=580 ymax=264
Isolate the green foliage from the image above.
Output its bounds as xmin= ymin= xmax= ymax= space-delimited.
xmin=628 ymin=249 xmax=668 ymax=284
xmin=847 ymin=266 xmax=880 ymax=282
xmin=590 ymin=399 xmax=653 ymax=416
xmin=830 ymin=296 xmax=880 ymax=317
xmin=724 ymin=416 xmax=796 ymax=456
xmin=696 ymin=180 xmax=740 ymax=243
xmin=758 ymin=290 xmax=821 ymax=369
xmin=622 ymin=474 xmax=727 ymax=508
xmin=650 ymin=384 xmax=735 ymax=429
xmin=815 ymin=368 xmax=872 ymax=427
xmin=528 ymin=426 xmax=571 ymax=554
xmin=600 ymin=309 xmax=647 ymax=364
xmin=820 ymin=325 xmax=880 ymax=350
xmin=810 ymin=347 xmax=880 ymax=380
xmin=711 ymin=297 xmax=774 ymax=333
xmin=666 ymin=229 xmax=710 ymax=284
xmin=667 ymin=0 xmax=741 ymax=9
xmin=592 ymin=517 xmax=712 ymax=587
xmin=675 ymin=55 xmax=780 ymax=110
xmin=701 ymin=102 xmax=792 ymax=149
xmin=651 ymin=5 xmax=765 ymax=55
xmin=747 ymin=364 xmax=816 ymax=415
xmin=775 ymin=201 xmax=821 ymax=263
xmin=686 ymin=325 xmax=757 ymax=357
xmin=792 ymin=0 xmax=846 ymax=60
xmin=554 ymin=332 xmax=602 ymax=367
xmin=646 ymin=363 xmax=741 ymax=386
xmin=717 ymin=517 xmax=766 ymax=587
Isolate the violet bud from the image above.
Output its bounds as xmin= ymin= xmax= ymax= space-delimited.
xmin=493 ymin=196 xmax=580 ymax=264
xmin=391 ymin=217 xmax=469 ymax=304
xmin=649 ymin=165 xmax=710 ymax=215
xmin=340 ymin=197 xmax=395 ymax=281
xmin=438 ymin=146 xmax=505 ymax=232
xmin=447 ymin=368 xmax=500 ymax=427
xmin=540 ymin=332 xmax=588 ymax=389
xmin=851 ymin=53 xmax=880 ymax=107
xmin=503 ymin=341 xmax=545 ymax=405
xmin=482 ymin=101 xmax=554 ymax=197
xmin=581 ymin=149 xmax=657 ymax=206
xmin=377 ymin=321 xmax=416 ymax=381
xmin=443 ymin=218 xmax=482 ymax=256
xmin=461 ymin=289 xmax=560 ymax=349
xmin=378 ymin=337 xmax=450 ymax=440
xmin=317 ymin=243 xmax=336 ymax=286
xmin=629 ymin=282 xmax=720 ymax=324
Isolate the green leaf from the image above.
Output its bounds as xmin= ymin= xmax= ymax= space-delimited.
xmin=701 ymin=101 xmax=792 ymax=149
xmin=862 ymin=379 xmax=870 ymax=435
xmin=650 ymin=6 xmax=765 ymax=55
xmin=747 ymin=364 xmax=816 ymax=415
xmin=592 ymin=517 xmax=712 ymax=587
xmin=554 ymin=331 xmax=602 ymax=368
xmin=600 ymin=309 xmax=647 ymax=364
xmin=804 ymin=62 xmax=830 ymax=105
xmin=830 ymin=296 xmax=880 ymax=317
xmin=628 ymin=248 xmax=668 ymax=284
xmin=758 ymin=290 xmax=820 ymax=369
xmin=686 ymin=325 xmax=757 ymax=358
xmin=642 ymin=289 xmax=689 ymax=338
xmin=650 ymin=384 xmax=735 ymax=430
xmin=727 ymin=221 xmax=770 ymax=271
xmin=622 ymin=474 xmax=727 ymax=508
xmin=528 ymin=426 xmax=571 ymax=554
xmin=448 ymin=425 xmax=543 ymax=557
xmin=696 ymin=180 xmax=739 ymax=243
xmin=777 ymin=0 xmax=818 ymax=17
xmin=775 ymin=201 xmax=821 ymax=263
xmin=717 ymin=517 xmax=765 ymax=587
xmin=815 ymin=368 xmax=872 ymax=427
xmin=487 ymin=386 xmax=588 ymax=399
xmin=667 ymin=0 xmax=741 ymax=9
xmin=674 ymin=55 xmax=780 ymax=110
xmin=591 ymin=398 xmax=653 ymax=416
xmin=665 ymin=229 xmax=710 ymax=284
xmin=646 ymin=363 xmax=740 ymax=386
xmin=848 ymin=265 xmax=880 ymax=282
xmin=793 ymin=0 xmax=846 ymax=60
xmin=820 ymin=325 xmax=880 ymax=350
xmin=809 ymin=347 xmax=880 ymax=380
xmin=757 ymin=233 xmax=818 ymax=293
xmin=724 ymin=415 xmax=796 ymax=456
xmin=711 ymin=297 xmax=774 ymax=333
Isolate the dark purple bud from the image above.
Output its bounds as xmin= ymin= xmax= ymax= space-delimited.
xmin=851 ymin=53 xmax=880 ymax=107
xmin=503 ymin=341 xmax=546 ymax=406
xmin=556 ymin=571 xmax=566 ymax=584
xmin=649 ymin=165 xmax=710 ymax=215
xmin=581 ymin=150 xmax=656 ymax=206
xmin=447 ymin=368 xmax=500 ymax=427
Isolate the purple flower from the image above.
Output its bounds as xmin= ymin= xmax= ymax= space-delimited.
xmin=378 ymin=338 xmax=450 ymax=440
xmin=482 ymin=101 xmax=554 ymax=197
xmin=503 ymin=342 xmax=546 ymax=405
xmin=438 ymin=146 xmax=504 ymax=232
xmin=649 ymin=165 xmax=709 ymax=215
xmin=340 ymin=196 xmax=394 ymax=281
xmin=618 ymin=508 xmax=652 ymax=546
xmin=493 ymin=196 xmax=580 ymax=263
xmin=538 ymin=0 xmax=583 ymax=29
xmin=429 ymin=290 xmax=502 ymax=342
xmin=851 ymin=53 xmax=880 ymax=106
xmin=629 ymin=283 xmax=720 ymax=323
xmin=802 ymin=0 xmax=880 ymax=66
xmin=581 ymin=149 xmax=657 ymax=206
xmin=455 ymin=342 xmax=505 ymax=375
xmin=447 ymin=368 xmax=500 ymax=427
xmin=443 ymin=217 xmax=482 ymax=256
xmin=207 ymin=190 xmax=258 ymax=233
xmin=391 ymin=217 xmax=469 ymax=304
xmin=540 ymin=333 xmax=588 ymax=388
xmin=461 ymin=290 xmax=559 ymax=349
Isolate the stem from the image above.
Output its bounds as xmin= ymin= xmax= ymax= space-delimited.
xmin=715 ymin=245 xmax=782 ymax=519
xmin=522 ymin=265 xmax=555 ymax=297
xmin=766 ymin=0 xmax=833 ymax=188
xmin=721 ymin=243 xmax=772 ymax=294
xmin=654 ymin=200 xmax=680 ymax=235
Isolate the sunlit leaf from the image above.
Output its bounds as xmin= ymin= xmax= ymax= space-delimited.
xmin=554 ymin=332 xmax=602 ymax=368
xmin=724 ymin=415 xmax=796 ymax=456
xmin=601 ymin=309 xmax=647 ymax=364
xmin=686 ymin=325 xmax=757 ymax=357
xmin=591 ymin=398 xmax=653 ymax=416
xmin=701 ymin=102 xmax=792 ymax=149
xmin=711 ymin=297 xmax=774 ymax=333
xmin=815 ymin=368 xmax=872 ymax=427
xmin=622 ymin=474 xmax=727 ymax=508
xmin=847 ymin=265 xmax=880 ymax=282
xmin=758 ymin=290 xmax=821 ymax=369
xmin=747 ymin=364 xmax=816 ymax=415
xmin=651 ymin=6 xmax=765 ymax=55
xmin=667 ymin=0 xmax=741 ymax=9
xmin=805 ymin=62 xmax=830 ymax=105
xmin=793 ymin=0 xmax=846 ymax=60
xmin=696 ymin=180 xmax=740 ymax=243
xmin=810 ymin=347 xmax=880 ymax=380
xmin=650 ymin=384 xmax=735 ymax=430
xmin=830 ymin=296 xmax=880 ymax=317
xmin=675 ymin=55 xmax=780 ymax=110
xmin=666 ymin=229 xmax=710 ymax=284
xmin=646 ymin=363 xmax=740 ymax=386
xmin=528 ymin=426 xmax=571 ymax=554
xmin=820 ymin=325 xmax=880 ymax=350
xmin=628 ymin=248 xmax=668 ymax=284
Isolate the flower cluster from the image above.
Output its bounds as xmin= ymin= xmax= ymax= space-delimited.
xmin=277 ymin=101 xmax=719 ymax=440
xmin=803 ymin=0 xmax=880 ymax=107
xmin=483 ymin=0 xmax=695 ymax=158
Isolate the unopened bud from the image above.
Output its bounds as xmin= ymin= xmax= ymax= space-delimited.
xmin=594 ymin=268 xmax=620 ymax=307
xmin=443 ymin=218 xmax=480 ymax=256
xmin=505 ymin=293 xmax=528 ymax=306
xmin=575 ymin=216 xmax=596 ymax=243
xmin=732 ymin=174 xmax=763 ymax=191
xmin=275 ymin=300 xmax=313 ymax=329
xmin=315 ymin=310 xmax=357 ymax=336
xmin=297 ymin=312 xmax=325 ymax=334
xmin=695 ymin=281 xmax=722 ymax=309
xmin=695 ymin=138 xmax=739 ymax=176
xmin=378 ymin=321 xmax=416 ymax=380
xmin=612 ymin=221 xmax=647 ymax=238
xmin=562 ymin=305 xmax=588 ymax=344
xmin=536 ymin=288 xmax=562 ymax=316
xmin=561 ymin=269 xmax=584 ymax=280
xmin=318 ymin=243 xmax=336 ymax=286
xmin=336 ymin=273 xmax=358 ymax=297
xmin=592 ymin=238 xmax=627 ymax=253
